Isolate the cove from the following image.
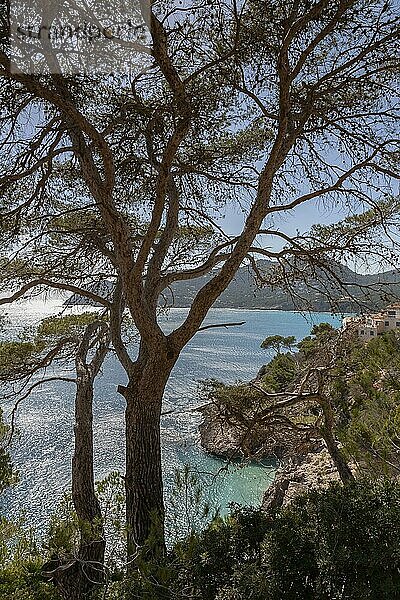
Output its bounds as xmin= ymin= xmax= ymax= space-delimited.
xmin=0 ymin=304 xmax=341 ymax=530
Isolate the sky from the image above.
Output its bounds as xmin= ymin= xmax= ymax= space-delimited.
xmin=222 ymin=201 xmax=347 ymax=239
xmin=219 ymin=198 xmax=398 ymax=276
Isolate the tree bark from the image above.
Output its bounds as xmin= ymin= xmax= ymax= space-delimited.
xmin=321 ymin=427 xmax=354 ymax=484
xmin=122 ymin=351 xmax=174 ymax=562
xmin=43 ymin=377 xmax=106 ymax=599
xmin=319 ymin=395 xmax=355 ymax=484
xmin=72 ymin=376 xmax=103 ymax=526
xmin=43 ymin=324 xmax=108 ymax=599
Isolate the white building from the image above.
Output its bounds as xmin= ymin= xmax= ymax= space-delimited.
xmin=343 ymin=304 xmax=400 ymax=340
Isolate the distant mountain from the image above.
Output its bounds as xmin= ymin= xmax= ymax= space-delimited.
xmin=65 ymin=261 xmax=400 ymax=313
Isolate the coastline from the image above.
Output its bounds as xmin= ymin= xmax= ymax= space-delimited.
xmin=198 ymin=407 xmax=348 ymax=511
xmin=3 ymin=307 xmax=342 ymax=527
xmin=261 ymin=445 xmax=345 ymax=511
xmin=65 ymin=300 xmax=347 ymax=315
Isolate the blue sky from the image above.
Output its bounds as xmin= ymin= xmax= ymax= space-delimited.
xmin=219 ymin=199 xmax=398 ymax=275
xmin=222 ymin=201 xmax=346 ymax=241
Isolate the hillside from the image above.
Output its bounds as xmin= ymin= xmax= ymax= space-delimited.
xmin=65 ymin=261 xmax=400 ymax=312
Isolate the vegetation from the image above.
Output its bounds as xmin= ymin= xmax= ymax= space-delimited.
xmin=260 ymin=335 xmax=297 ymax=354
xmin=0 ymin=0 xmax=399 ymax=597
xmin=0 ymin=522 xmax=59 ymax=600
xmin=90 ymin=480 xmax=400 ymax=600
xmin=0 ymin=314 xmax=111 ymax=597
xmin=335 ymin=331 xmax=400 ymax=475
xmin=1 ymin=474 xmax=400 ymax=599
xmin=0 ymin=411 xmax=58 ymax=599
xmin=1 ymin=325 xmax=400 ymax=598
xmin=1 ymin=1 xmax=399 ymax=574
xmin=206 ymin=326 xmax=400 ymax=479
xmin=264 ymin=480 xmax=400 ymax=600
xmin=0 ymin=409 xmax=15 ymax=494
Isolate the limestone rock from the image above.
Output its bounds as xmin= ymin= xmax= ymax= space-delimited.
xmin=262 ymin=445 xmax=344 ymax=511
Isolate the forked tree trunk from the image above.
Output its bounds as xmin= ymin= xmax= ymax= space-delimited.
xmin=122 ymin=353 xmax=174 ymax=562
xmin=43 ymin=325 xmax=108 ymax=599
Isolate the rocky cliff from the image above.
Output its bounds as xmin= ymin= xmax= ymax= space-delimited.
xmin=198 ymin=403 xmax=354 ymax=511
xmin=261 ymin=445 xmax=344 ymax=511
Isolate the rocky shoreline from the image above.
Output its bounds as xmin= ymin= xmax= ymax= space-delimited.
xmin=198 ymin=402 xmax=347 ymax=510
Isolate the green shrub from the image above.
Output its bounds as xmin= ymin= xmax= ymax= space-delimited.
xmin=115 ymin=480 xmax=400 ymax=600
xmin=265 ymin=479 xmax=400 ymax=600
xmin=0 ymin=518 xmax=59 ymax=600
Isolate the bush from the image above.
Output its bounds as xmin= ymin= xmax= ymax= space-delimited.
xmin=175 ymin=507 xmax=270 ymax=600
xmin=265 ymin=479 xmax=400 ymax=600
xmin=0 ymin=517 xmax=59 ymax=600
xmin=116 ymin=480 xmax=400 ymax=600
xmin=2 ymin=479 xmax=399 ymax=599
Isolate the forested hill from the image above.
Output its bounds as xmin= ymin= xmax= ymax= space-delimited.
xmin=65 ymin=261 xmax=400 ymax=312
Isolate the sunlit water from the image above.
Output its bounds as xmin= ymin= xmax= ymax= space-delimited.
xmin=0 ymin=298 xmax=341 ymax=532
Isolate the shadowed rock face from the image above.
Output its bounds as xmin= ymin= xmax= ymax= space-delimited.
xmin=261 ymin=446 xmax=353 ymax=512
xmin=198 ymin=402 xmax=284 ymax=461
xmin=198 ymin=404 xmax=355 ymax=512
xmin=197 ymin=402 xmax=317 ymax=462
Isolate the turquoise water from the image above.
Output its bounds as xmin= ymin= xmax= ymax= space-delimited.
xmin=0 ymin=305 xmax=341 ymax=529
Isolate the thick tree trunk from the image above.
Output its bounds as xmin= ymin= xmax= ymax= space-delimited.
xmin=123 ymin=354 xmax=173 ymax=562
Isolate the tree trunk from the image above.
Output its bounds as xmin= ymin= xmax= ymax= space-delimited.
xmin=43 ymin=375 xmax=106 ymax=600
xmin=43 ymin=323 xmax=109 ymax=599
xmin=123 ymin=354 xmax=173 ymax=562
xmin=72 ymin=376 xmax=103 ymax=525
xmin=72 ymin=374 xmax=105 ymax=574
xmin=319 ymin=395 xmax=354 ymax=484
xmin=321 ymin=427 xmax=354 ymax=484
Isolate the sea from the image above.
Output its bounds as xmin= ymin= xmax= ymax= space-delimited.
xmin=0 ymin=298 xmax=342 ymax=534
